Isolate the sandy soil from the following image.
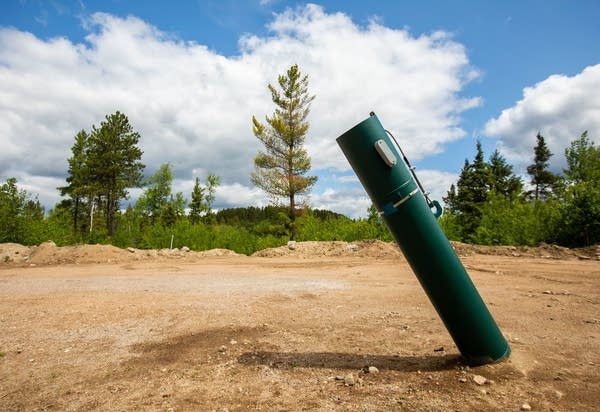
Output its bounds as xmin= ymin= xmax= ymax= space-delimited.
xmin=1 ymin=241 xmax=599 ymax=411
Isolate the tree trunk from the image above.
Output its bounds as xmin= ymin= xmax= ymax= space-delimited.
xmin=73 ymin=196 xmax=79 ymax=235
xmin=289 ymin=192 xmax=296 ymax=240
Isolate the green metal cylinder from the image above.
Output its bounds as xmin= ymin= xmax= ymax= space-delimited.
xmin=336 ymin=113 xmax=510 ymax=365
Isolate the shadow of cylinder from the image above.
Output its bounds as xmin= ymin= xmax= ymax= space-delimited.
xmin=238 ymin=351 xmax=461 ymax=372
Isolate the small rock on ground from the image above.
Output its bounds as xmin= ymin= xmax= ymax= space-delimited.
xmin=473 ymin=374 xmax=487 ymax=385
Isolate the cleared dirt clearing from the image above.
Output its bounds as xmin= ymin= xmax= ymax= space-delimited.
xmin=1 ymin=242 xmax=599 ymax=410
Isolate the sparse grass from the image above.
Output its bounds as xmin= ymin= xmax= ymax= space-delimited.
xmin=0 ymin=351 xmax=5 ymax=357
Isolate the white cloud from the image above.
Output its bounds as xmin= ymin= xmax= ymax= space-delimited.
xmin=0 ymin=5 xmax=478 ymax=215
xmin=311 ymin=169 xmax=457 ymax=218
xmin=415 ymin=169 xmax=457 ymax=207
xmin=311 ymin=187 xmax=371 ymax=219
xmin=484 ymin=64 xmax=600 ymax=171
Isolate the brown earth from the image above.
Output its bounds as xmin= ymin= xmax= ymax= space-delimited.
xmin=1 ymin=241 xmax=599 ymax=411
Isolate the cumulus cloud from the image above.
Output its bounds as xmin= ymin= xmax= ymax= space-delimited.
xmin=310 ymin=169 xmax=457 ymax=218
xmin=484 ymin=64 xmax=600 ymax=171
xmin=0 ymin=4 xmax=478 ymax=214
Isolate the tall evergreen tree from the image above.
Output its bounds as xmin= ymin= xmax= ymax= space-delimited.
xmin=189 ymin=177 xmax=205 ymax=225
xmin=489 ymin=149 xmax=523 ymax=197
xmin=59 ymin=129 xmax=92 ymax=235
xmin=444 ymin=141 xmax=493 ymax=240
xmin=188 ymin=173 xmax=220 ymax=224
xmin=526 ymin=132 xmax=556 ymax=200
xmin=251 ymin=64 xmax=317 ymax=239
xmin=87 ymin=111 xmax=144 ymax=237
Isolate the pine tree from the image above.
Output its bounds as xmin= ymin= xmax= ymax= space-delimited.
xmin=87 ymin=111 xmax=145 ymax=237
xmin=251 ymin=64 xmax=317 ymax=239
xmin=444 ymin=141 xmax=493 ymax=240
xmin=526 ymin=132 xmax=556 ymax=201
xmin=489 ymin=149 xmax=523 ymax=197
xmin=188 ymin=173 xmax=220 ymax=224
xmin=189 ymin=177 xmax=205 ymax=225
xmin=59 ymin=129 xmax=92 ymax=235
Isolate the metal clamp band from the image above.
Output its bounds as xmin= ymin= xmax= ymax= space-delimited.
xmin=380 ymin=188 xmax=419 ymax=216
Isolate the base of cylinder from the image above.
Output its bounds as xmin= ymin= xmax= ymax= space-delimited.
xmin=464 ymin=345 xmax=511 ymax=366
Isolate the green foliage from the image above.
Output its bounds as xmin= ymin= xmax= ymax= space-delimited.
xmin=88 ymin=111 xmax=145 ymax=237
xmin=440 ymin=131 xmax=599 ymax=247
xmin=58 ymin=129 xmax=91 ymax=235
xmin=135 ymin=163 xmax=188 ymax=228
xmin=189 ymin=173 xmax=220 ymax=224
xmin=556 ymin=131 xmax=600 ymax=246
xmin=125 ymin=219 xmax=285 ymax=255
xmin=438 ymin=212 xmax=462 ymax=241
xmin=0 ymin=177 xmax=46 ymax=245
xmin=252 ymin=64 xmax=317 ymax=238
xmin=59 ymin=111 xmax=144 ymax=239
xmin=136 ymin=163 xmax=175 ymax=222
xmin=43 ymin=203 xmax=77 ymax=246
xmin=444 ymin=141 xmax=496 ymax=241
xmin=296 ymin=211 xmax=391 ymax=242
xmin=470 ymin=193 xmax=558 ymax=246
xmin=489 ymin=149 xmax=523 ymax=197
xmin=526 ymin=132 xmax=557 ymax=200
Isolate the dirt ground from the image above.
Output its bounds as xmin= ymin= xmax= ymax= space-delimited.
xmin=1 ymin=241 xmax=599 ymax=411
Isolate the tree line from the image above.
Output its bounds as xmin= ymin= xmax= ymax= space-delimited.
xmin=441 ymin=132 xmax=599 ymax=247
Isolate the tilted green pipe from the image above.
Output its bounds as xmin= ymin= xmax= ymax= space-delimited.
xmin=336 ymin=113 xmax=510 ymax=365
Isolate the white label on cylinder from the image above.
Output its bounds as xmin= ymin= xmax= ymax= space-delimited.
xmin=374 ymin=139 xmax=397 ymax=167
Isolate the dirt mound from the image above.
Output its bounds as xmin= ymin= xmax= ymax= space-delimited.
xmin=1 ymin=240 xmax=598 ymax=268
xmin=450 ymin=241 xmax=599 ymax=260
xmin=254 ymin=240 xmax=599 ymax=261
xmin=251 ymin=240 xmax=403 ymax=259
xmin=26 ymin=241 xmax=133 ymax=265
xmin=1 ymin=242 xmax=244 ymax=267
xmin=0 ymin=243 xmax=31 ymax=265
xmin=197 ymin=248 xmax=242 ymax=257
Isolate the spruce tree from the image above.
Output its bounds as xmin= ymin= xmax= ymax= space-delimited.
xmin=188 ymin=173 xmax=220 ymax=224
xmin=526 ymin=132 xmax=556 ymax=201
xmin=189 ymin=177 xmax=205 ymax=225
xmin=489 ymin=149 xmax=523 ymax=197
xmin=251 ymin=64 xmax=317 ymax=239
xmin=59 ymin=129 xmax=91 ymax=235
xmin=445 ymin=141 xmax=493 ymax=240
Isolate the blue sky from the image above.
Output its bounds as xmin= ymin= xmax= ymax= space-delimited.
xmin=1 ymin=0 xmax=599 ymax=217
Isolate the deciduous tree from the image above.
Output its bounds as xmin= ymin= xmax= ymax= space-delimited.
xmin=559 ymin=131 xmax=600 ymax=245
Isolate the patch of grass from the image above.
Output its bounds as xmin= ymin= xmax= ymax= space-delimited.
xmin=0 ymin=351 xmax=5 ymax=357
